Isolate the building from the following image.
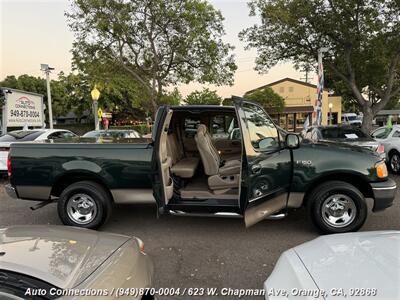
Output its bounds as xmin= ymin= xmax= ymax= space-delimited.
xmin=374 ymin=110 xmax=400 ymax=126
xmin=246 ymin=78 xmax=342 ymax=132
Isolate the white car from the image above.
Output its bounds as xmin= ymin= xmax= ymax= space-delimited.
xmin=371 ymin=125 xmax=400 ymax=172
xmin=264 ymin=231 xmax=399 ymax=300
xmin=0 ymin=129 xmax=77 ymax=175
xmin=342 ymin=113 xmax=362 ymax=126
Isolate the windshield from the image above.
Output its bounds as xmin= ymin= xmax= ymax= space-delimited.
xmin=83 ymin=130 xmax=139 ymax=138
xmin=0 ymin=131 xmax=43 ymax=142
xmin=372 ymin=127 xmax=391 ymax=139
xmin=347 ymin=115 xmax=357 ymax=121
xmin=0 ymin=270 xmax=60 ymax=300
xmin=320 ymin=127 xmax=367 ymax=139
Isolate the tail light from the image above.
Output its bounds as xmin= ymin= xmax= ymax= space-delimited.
xmin=136 ymin=238 xmax=145 ymax=252
xmin=7 ymin=153 xmax=11 ymax=177
xmin=377 ymin=144 xmax=385 ymax=154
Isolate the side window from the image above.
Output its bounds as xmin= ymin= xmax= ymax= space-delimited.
xmin=184 ymin=117 xmax=200 ymax=138
xmin=393 ymin=131 xmax=400 ymax=138
xmin=243 ymin=103 xmax=279 ymax=152
xmin=210 ymin=114 xmax=240 ymax=140
xmin=47 ymin=132 xmax=63 ymax=139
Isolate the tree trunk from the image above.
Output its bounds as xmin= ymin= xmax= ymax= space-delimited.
xmin=361 ymin=106 xmax=374 ymax=134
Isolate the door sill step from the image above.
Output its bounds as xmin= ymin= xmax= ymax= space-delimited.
xmin=168 ymin=210 xmax=287 ymax=220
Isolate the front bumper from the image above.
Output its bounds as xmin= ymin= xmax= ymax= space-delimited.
xmin=371 ymin=178 xmax=397 ymax=212
xmin=5 ymin=184 xmax=18 ymax=199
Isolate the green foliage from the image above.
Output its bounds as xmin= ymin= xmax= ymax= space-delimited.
xmin=158 ymin=88 xmax=183 ymax=106
xmin=244 ymin=87 xmax=285 ymax=113
xmin=67 ymin=0 xmax=237 ymax=115
xmin=185 ymin=88 xmax=222 ymax=105
xmin=240 ymin=0 xmax=400 ymax=132
xmin=0 ymin=73 xmax=164 ymax=121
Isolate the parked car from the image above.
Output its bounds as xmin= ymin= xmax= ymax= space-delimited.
xmin=6 ymin=99 xmax=396 ymax=234
xmin=82 ymin=129 xmax=141 ymax=139
xmin=341 ymin=113 xmax=362 ymax=126
xmin=301 ymin=125 xmax=385 ymax=159
xmin=371 ymin=125 xmax=400 ymax=173
xmin=0 ymin=129 xmax=77 ymax=176
xmin=264 ymin=231 xmax=399 ymax=300
xmin=0 ymin=225 xmax=153 ymax=300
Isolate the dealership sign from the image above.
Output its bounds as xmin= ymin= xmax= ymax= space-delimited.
xmin=5 ymin=90 xmax=44 ymax=127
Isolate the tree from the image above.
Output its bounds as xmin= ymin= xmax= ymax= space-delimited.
xmin=244 ymin=87 xmax=285 ymax=113
xmin=240 ymin=0 xmax=400 ymax=133
xmin=185 ymin=88 xmax=222 ymax=105
xmin=67 ymin=0 xmax=237 ymax=116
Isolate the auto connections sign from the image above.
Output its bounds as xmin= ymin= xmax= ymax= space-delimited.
xmin=6 ymin=90 xmax=44 ymax=127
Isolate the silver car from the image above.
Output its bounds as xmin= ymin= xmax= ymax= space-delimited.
xmin=0 ymin=225 xmax=154 ymax=300
xmin=264 ymin=231 xmax=399 ymax=300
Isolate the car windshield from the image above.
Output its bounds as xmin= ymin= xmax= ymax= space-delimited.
xmin=347 ymin=115 xmax=357 ymax=121
xmin=0 ymin=270 xmax=60 ymax=300
xmin=372 ymin=127 xmax=392 ymax=139
xmin=0 ymin=131 xmax=43 ymax=142
xmin=83 ymin=130 xmax=139 ymax=138
xmin=320 ymin=127 xmax=367 ymax=139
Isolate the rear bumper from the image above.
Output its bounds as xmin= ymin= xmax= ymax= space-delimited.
xmin=5 ymin=184 xmax=18 ymax=199
xmin=371 ymin=178 xmax=397 ymax=212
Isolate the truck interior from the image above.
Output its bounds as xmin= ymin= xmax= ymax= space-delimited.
xmin=158 ymin=107 xmax=242 ymax=205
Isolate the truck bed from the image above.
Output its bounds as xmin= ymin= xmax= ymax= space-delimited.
xmin=9 ymin=138 xmax=154 ymax=201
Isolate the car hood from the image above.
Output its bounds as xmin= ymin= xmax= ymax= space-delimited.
xmin=0 ymin=225 xmax=131 ymax=289
xmin=294 ymin=231 xmax=400 ymax=298
xmin=326 ymin=138 xmax=378 ymax=149
xmin=309 ymin=140 xmax=379 ymax=156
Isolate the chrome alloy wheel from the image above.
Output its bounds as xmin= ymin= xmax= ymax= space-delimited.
xmin=66 ymin=193 xmax=98 ymax=225
xmin=391 ymin=153 xmax=400 ymax=173
xmin=321 ymin=194 xmax=357 ymax=228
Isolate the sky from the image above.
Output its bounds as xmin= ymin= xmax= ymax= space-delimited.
xmin=0 ymin=0 xmax=315 ymax=98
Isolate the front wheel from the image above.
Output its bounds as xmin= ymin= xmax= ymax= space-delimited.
xmin=389 ymin=151 xmax=400 ymax=173
xmin=57 ymin=181 xmax=113 ymax=229
xmin=307 ymin=181 xmax=367 ymax=234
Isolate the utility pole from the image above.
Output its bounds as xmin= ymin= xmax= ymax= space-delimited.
xmin=40 ymin=64 xmax=54 ymax=129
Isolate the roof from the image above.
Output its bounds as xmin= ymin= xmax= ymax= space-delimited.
xmin=0 ymin=87 xmax=44 ymax=97
xmin=282 ymin=106 xmax=314 ymax=113
xmin=376 ymin=110 xmax=400 ymax=116
xmin=246 ymin=77 xmax=330 ymax=94
xmin=171 ymin=105 xmax=235 ymax=112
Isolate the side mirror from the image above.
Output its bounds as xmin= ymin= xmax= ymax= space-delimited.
xmin=285 ymin=133 xmax=300 ymax=149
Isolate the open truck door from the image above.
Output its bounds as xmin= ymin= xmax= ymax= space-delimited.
xmin=234 ymin=97 xmax=296 ymax=227
xmin=152 ymin=106 xmax=174 ymax=214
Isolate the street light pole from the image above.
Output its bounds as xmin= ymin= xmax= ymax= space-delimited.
xmin=91 ymin=86 xmax=100 ymax=131
xmin=40 ymin=64 xmax=54 ymax=129
xmin=329 ymin=102 xmax=333 ymax=125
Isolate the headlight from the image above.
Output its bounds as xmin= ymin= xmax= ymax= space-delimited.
xmin=376 ymin=161 xmax=388 ymax=178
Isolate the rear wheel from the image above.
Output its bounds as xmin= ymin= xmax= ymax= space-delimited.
xmin=57 ymin=181 xmax=112 ymax=229
xmin=389 ymin=151 xmax=400 ymax=173
xmin=307 ymin=181 xmax=367 ymax=234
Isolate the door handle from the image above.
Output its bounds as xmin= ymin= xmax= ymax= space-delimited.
xmin=251 ymin=164 xmax=262 ymax=174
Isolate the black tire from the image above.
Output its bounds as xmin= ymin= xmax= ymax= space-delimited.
xmin=389 ymin=151 xmax=400 ymax=174
xmin=57 ymin=181 xmax=113 ymax=229
xmin=307 ymin=181 xmax=367 ymax=234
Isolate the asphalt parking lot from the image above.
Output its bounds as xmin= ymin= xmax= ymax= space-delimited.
xmin=1 ymin=176 xmax=399 ymax=299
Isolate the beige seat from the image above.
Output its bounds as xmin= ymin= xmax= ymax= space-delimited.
xmin=195 ymin=124 xmax=241 ymax=191
xmin=166 ymin=132 xmax=199 ymax=178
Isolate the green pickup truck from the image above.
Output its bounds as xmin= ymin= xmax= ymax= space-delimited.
xmin=5 ymin=99 xmax=396 ymax=233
